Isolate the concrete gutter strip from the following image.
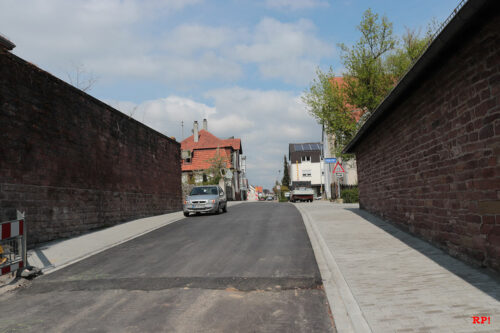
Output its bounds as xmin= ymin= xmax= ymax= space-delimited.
xmin=296 ymin=204 xmax=371 ymax=333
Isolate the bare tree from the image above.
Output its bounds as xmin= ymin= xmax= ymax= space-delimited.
xmin=66 ymin=63 xmax=98 ymax=92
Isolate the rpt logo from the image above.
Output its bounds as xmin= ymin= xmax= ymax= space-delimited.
xmin=472 ymin=316 xmax=491 ymax=324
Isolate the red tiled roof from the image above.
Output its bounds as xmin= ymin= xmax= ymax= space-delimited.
xmin=329 ymin=77 xmax=366 ymax=122
xmin=222 ymin=138 xmax=241 ymax=151
xmin=182 ymin=147 xmax=231 ymax=171
xmin=181 ymin=130 xmax=242 ymax=152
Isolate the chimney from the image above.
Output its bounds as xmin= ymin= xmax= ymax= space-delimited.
xmin=203 ymin=118 xmax=208 ymax=131
xmin=193 ymin=121 xmax=199 ymax=142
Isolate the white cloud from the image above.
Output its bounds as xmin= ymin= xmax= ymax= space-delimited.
xmin=202 ymin=87 xmax=321 ymax=186
xmin=1 ymin=2 xmax=333 ymax=86
xmin=0 ymin=0 xmax=246 ymax=85
xmin=107 ymin=96 xmax=216 ymax=140
xmin=162 ymin=24 xmax=238 ymax=55
xmin=108 ymin=87 xmax=321 ymax=188
xmin=265 ymin=0 xmax=329 ymax=10
xmin=233 ymin=18 xmax=333 ymax=84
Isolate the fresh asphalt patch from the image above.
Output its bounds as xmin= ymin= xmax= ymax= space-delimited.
xmin=0 ymin=203 xmax=335 ymax=332
xmin=22 ymin=276 xmax=323 ymax=293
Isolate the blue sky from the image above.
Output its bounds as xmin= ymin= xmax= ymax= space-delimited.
xmin=1 ymin=0 xmax=460 ymax=189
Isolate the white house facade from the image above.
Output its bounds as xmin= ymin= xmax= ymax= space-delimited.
xmin=288 ymin=143 xmax=325 ymax=197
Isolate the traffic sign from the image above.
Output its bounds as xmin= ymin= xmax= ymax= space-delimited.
xmin=324 ymin=157 xmax=337 ymax=164
xmin=332 ymin=161 xmax=345 ymax=173
xmin=336 ymin=172 xmax=344 ymax=178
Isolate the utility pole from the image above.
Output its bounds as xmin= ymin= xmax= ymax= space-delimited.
xmin=181 ymin=121 xmax=184 ymax=141
xmin=278 ymin=170 xmax=281 ymax=200
xmin=320 ymin=138 xmax=323 ymax=198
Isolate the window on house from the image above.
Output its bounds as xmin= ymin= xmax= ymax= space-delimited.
xmin=186 ymin=157 xmax=191 ymax=163
xmin=302 ymin=170 xmax=312 ymax=177
xmin=301 ymin=156 xmax=311 ymax=162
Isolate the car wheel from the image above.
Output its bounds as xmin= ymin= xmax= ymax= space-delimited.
xmin=183 ymin=212 xmax=189 ymax=217
xmin=222 ymin=204 xmax=227 ymax=213
xmin=215 ymin=204 xmax=220 ymax=215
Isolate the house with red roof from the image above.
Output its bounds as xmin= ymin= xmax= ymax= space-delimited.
xmin=181 ymin=119 xmax=244 ymax=200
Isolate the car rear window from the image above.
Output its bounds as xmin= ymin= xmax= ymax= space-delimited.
xmin=190 ymin=187 xmax=218 ymax=195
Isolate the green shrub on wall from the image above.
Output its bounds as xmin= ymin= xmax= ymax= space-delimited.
xmin=341 ymin=187 xmax=359 ymax=203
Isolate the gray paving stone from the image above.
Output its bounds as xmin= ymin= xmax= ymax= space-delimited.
xmin=296 ymin=202 xmax=500 ymax=333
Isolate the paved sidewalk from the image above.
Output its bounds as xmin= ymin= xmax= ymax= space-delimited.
xmin=296 ymin=201 xmax=500 ymax=333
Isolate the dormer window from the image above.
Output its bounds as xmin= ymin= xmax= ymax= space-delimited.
xmin=301 ymin=156 xmax=311 ymax=162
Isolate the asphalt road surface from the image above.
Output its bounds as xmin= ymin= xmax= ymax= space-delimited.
xmin=0 ymin=202 xmax=335 ymax=332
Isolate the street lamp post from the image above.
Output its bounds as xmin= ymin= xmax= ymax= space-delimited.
xmin=278 ymin=170 xmax=281 ymax=200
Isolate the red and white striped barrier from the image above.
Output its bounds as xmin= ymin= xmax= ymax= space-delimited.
xmin=1 ymin=260 xmax=24 ymax=275
xmin=1 ymin=216 xmax=26 ymax=276
xmin=0 ymin=219 xmax=24 ymax=240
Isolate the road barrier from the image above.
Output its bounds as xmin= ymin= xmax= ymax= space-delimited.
xmin=0 ymin=212 xmax=26 ymax=276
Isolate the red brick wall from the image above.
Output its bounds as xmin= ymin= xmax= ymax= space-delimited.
xmin=355 ymin=14 xmax=500 ymax=271
xmin=0 ymin=50 xmax=182 ymax=245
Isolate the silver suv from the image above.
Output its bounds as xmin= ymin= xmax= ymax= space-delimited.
xmin=183 ymin=185 xmax=227 ymax=217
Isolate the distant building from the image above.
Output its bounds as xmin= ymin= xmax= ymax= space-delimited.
xmin=181 ymin=119 xmax=244 ymax=200
xmin=288 ymin=143 xmax=324 ymax=197
xmin=247 ymin=185 xmax=259 ymax=201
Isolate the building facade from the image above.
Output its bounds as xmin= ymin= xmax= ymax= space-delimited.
xmin=288 ymin=143 xmax=324 ymax=197
xmin=181 ymin=120 xmax=244 ymax=200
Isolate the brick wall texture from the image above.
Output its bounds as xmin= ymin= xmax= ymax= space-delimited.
xmin=0 ymin=50 xmax=182 ymax=246
xmin=355 ymin=12 xmax=500 ymax=271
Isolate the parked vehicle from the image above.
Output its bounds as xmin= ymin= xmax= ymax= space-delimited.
xmin=290 ymin=187 xmax=314 ymax=202
xmin=183 ymin=185 xmax=227 ymax=216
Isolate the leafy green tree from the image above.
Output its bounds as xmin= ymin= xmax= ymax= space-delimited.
xmin=281 ymin=155 xmax=290 ymax=187
xmin=204 ymin=147 xmax=229 ymax=185
xmin=339 ymin=8 xmax=397 ymax=115
xmin=304 ymin=9 xmax=440 ymax=155
xmin=302 ymin=67 xmax=357 ymax=157
xmin=385 ymin=24 xmax=436 ymax=79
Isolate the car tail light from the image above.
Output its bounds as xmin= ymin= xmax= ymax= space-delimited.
xmin=211 ymin=199 xmax=215 ymax=203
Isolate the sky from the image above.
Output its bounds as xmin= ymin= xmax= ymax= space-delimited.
xmin=1 ymin=0 xmax=461 ymax=189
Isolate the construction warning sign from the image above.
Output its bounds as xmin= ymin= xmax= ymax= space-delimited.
xmin=332 ymin=161 xmax=345 ymax=173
